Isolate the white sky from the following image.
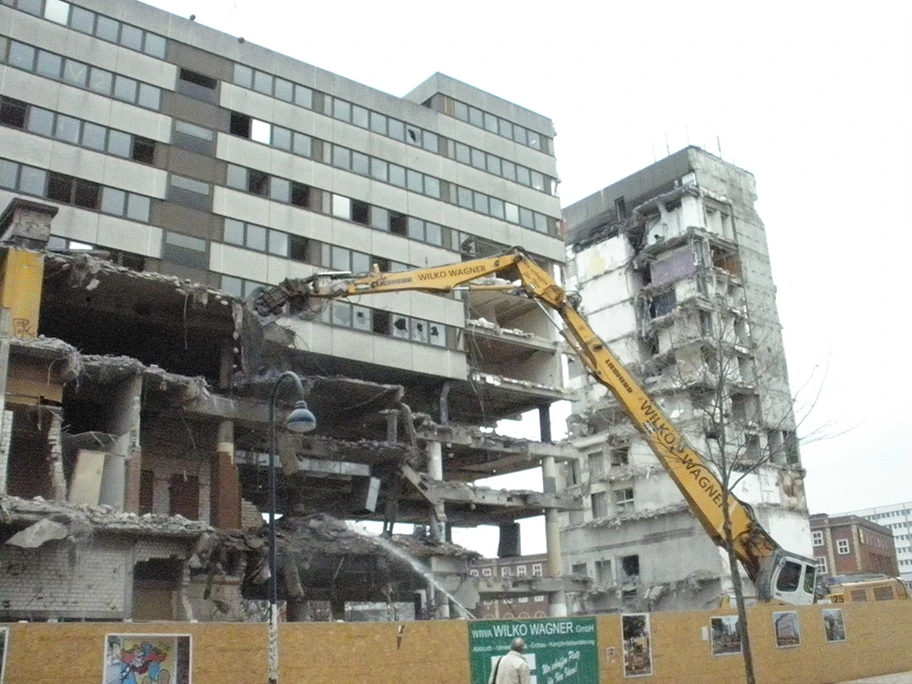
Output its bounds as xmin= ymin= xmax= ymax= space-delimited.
xmin=141 ymin=0 xmax=912 ymax=556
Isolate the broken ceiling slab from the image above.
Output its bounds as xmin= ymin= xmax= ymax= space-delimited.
xmin=5 ymin=517 xmax=69 ymax=547
xmin=8 ymin=336 xmax=81 ymax=382
xmin=0 ymin=495 xmax=214 ymax=538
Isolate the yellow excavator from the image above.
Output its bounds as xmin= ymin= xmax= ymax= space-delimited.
xmin=252 ymin=247 xmax=819 ymax=605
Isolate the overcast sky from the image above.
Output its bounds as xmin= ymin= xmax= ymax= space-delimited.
xmin=141 ymin=0 xmax=912 ymax=555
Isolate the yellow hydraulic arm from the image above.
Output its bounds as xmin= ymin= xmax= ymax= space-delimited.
xmin=253 ymin=247 xmax=810 ymax=596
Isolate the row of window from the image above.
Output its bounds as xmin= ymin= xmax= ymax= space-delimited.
xmin=0 ymin=157 xmax=151 ymax=221
xmin=470 ymin=564 xmax=544 ymax=578
xmin=0 ymin=38 xmax=163 ymax=110
xmin=867 ymin=509 xmax=911 ymax=520
xmin=226 ymin=159 xmax=555 ymax=240
xmin=231 ymin=65 xmax=557 ymax=194
xmin=47 ymin=235 xmax=145 ymax=270
xmin=425 ymin=93 xmax=552 ymax=155
xmin=0 ymin=96 xmax=155 ymax=163
xmin=7 ymin=0 xmax=168 ymax=59
xmin=590 ymin=488 xmax=635 ymax=519
xmin=317 ymin=300 xmax=456 ymax=349
xmin=222 ymin=217 xmax=412 ymax=275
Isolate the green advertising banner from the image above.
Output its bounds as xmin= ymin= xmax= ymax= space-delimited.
xmin=469 ymin=617 xmax=599 ymax=684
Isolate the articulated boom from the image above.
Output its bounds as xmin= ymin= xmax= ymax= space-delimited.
xmin=252 ymin=247 xmax=817 ymax=604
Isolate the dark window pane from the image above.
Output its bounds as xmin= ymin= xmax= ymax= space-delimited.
xmin=131 ymin=137 xmax=156 ymax=164
xmin=290 ymin=182 xmax=309 ymax=208
xmin=70 ymin=6 xmax=95 ymax=34
xmin=74 ymin=179 xmax=100 ymax=208
xmin=36 ymin=51 xmax=63 ymax=79
xmin=95 ymin=16 xmax=120 ymax=43
xmin=0 ymin=98 xmax=27 ymax=128
xmin=120 ymin=25 xmax=143 ymax=51
xmin=27 ymin=107 xmax=54 ymax=137
xmin=143 ymin=33 xmax=167 ymax=59
xmin=248 ymin=170 xmax=269 ymax=196
xmin=179 ymin=68 xmax=217 ymax=89
xmin=88 ymin=68 xmax=113 ymax=95
xmin=47 ymin=172 xmax=73 ymax=203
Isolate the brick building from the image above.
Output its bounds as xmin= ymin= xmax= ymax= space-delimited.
xmin=470 ymin=553 xmax=549 ymax=619
xmin=810 ymin=513 xmax=899 ymax=580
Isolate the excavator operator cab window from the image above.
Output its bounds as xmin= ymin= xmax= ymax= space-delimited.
xmin=776 ymin=561 xmax=802 ymax=593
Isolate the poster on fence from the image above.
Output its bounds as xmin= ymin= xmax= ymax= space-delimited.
xmin=103 ymin=634 xmax=191 ymax=684
xmin=622 ymin=613 xmax=652 ymax=677
xmin=469 ymin=617 xmax=599 ymax=684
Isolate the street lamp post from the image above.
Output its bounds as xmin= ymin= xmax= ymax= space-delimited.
xmin=268 ymin=372 xmax=316 ymax=684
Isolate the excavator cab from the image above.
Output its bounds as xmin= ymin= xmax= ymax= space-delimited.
xmin=758 ymin=549 xmax=818 ymax=605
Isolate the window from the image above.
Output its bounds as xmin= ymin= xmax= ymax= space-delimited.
xmin=614 ymin=488 xmax=635 ymax=514
xmin=836 ymin=539 xmax=850 ymax=555
xmin=587 ymin=451 xmax=604 ymax=479
xmin=0 ymin=97 xmax=27 ymax=128
xmin=619 ymin=555 xmax=640 ymax=583
xmin=131 ymin=137 xmax=155 ymax=164
xmin=169 ymin=174 xmax=210 ymax=211
xmin=162 ymin=231 xmax=207 ymax=269
xmin=570 ymin=562 xmax=587 ymax=577
xmin=595 ymin=559 xmax=613 ymax=585
xmin=515 ymin=565 xmax=527 ymax=577
xmin=610 ymin=447 xmax=629 ymax=467
xmin=815 ymin=556 xmax=827 ymax=574
xmin=531 ymin=564 xmax=542 ymax=576
xmin=481 ymin=568 xmax=492 ymax=577
xmin=873 ymin=586 xmax=895 ymax=601
xmin=590 ymin=491 xmax=608 ymax=519
xmin=812 ymin=530 xmax=824 ymax=547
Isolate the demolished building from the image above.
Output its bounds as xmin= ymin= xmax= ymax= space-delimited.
xmin=0 ymin=0 xmax=585 ymax=621
xmin=559 ymin=147 xmax=812 ymax=612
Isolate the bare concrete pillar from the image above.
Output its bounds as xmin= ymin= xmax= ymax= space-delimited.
xmin=106 ymin=375 xmax=142 ymax=511
xmin=0 ymin=309 xmax=11 ymax=495
xmin=211 ymin=420 xmax=241 ymax=528
xmin=330 ymin=595 xmax=345 ymax=621
xmin=543 ymin=455 xmax=567 ymax=616
xmin=426 ymin=441 xmax=445 ymax=541
xmin=47 ymin=409 xmax=66 ymax=502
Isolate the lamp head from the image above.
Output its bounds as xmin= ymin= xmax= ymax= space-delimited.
xmin=285 ymin=400 xmax=316 ymax=433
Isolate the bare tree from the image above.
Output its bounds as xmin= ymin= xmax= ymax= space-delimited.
xmin=637 ymin=261 xmax=836 ymax=684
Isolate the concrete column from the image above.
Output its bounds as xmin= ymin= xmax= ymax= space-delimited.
xmin=0 ymin=309 xmax=10 ymax=495
xmin=427 ymin=441 xmax=445 ymax=541
xmin=330 ymin=595 xmax=345 ymax=621
xmin=543 ymin=455 xmax=567 ymax=616
xmin=539 ymin=405 xmax=552 ymax=443
xmin=211 ymin=420 xmax=241 ymax=528
xmin=106 ymin=375 xmax=142 ymax=511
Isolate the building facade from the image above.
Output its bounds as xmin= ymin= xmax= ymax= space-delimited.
xmin=838 ymin=502 xmax=912 ymax=588
xmin=0 ymin=0 xmax=579 ymax=622
xmin=558 ymin=147 xmax=811 ymax=613
xmin=470 ymin=553 xmax=550 ymax=619
xmin=809 ymin=513 xmax=899 ymax=581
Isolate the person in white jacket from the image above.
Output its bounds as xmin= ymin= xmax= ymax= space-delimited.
xmin=488 ymin=638 xmax=531 ymax=684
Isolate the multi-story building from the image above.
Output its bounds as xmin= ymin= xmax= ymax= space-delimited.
xmin=839 ymin=502 xmax=912 ymax=588
xmin=558 ymin=147 xmax=811 ymax=612
xmin=809 ymin=513 xmax=899 ymax=580
xmin=0 ymin=0 xmax=581 ymax=622
xmin=471 ymin=553 xmax=550 ymax=619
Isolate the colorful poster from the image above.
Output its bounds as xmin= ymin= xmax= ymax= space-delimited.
xmin=104 ymin=634 xmax=191 ymax=684
xmin=710 ymin=615 xmax=742 ymax=656
xmin=823 ymin=609 xmax=847 ymax=643
xmin=468 ymin=617 xmax=599 ymax=684
xmin=622 ymin=613 xmax=652 ymax=677
xmin=773 ymin=611 xmax=801 ymax=648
